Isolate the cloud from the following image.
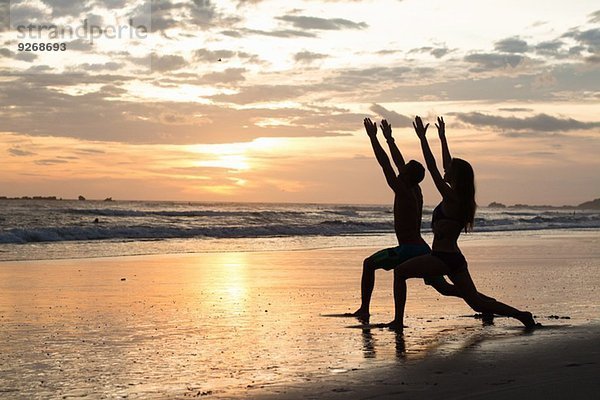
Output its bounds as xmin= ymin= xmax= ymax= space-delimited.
xmin=294 ymin=51 xmax=327 ymax=63
xmin=337 ymin=62 xmax=598 ymax=103
xmin=64 ymin=39 xmax=94 ymax=52
xmin=574 ymin=28 xmax=600 ymax=53
xmin=586 ymin=54 xmax=600 ymax=63
xmin=0 ymin=75 xmax=353 ymax=144
xmin=70 ymin=62 xmax=124 ymax=72
xmin=40 ymin=0 xmax=91 ymax=18
xmin=525 ymin=151 xmax=558 ymax=157
xmin=35 ymin=158 xmax=69 ymax=165
xmin=408 ymin=46 xmax=453 ymax=58
xmin=147 ymin=0 xmax=217 ymax=31
xmin=189 ymin=0 xmax=217 ymax=26
xmin=376 ymin=49 xmax=402 ymax=55
xmin=452 ymin=112 xmax=600 ymax=133
xmin=276 ymin=15 xmax=368 ymax=30
xmin=534 ymin=40 xmax=565 ymax=57
xmin=243 ymin=28 xmax=317 ymax=38
xmin=369 ymin=104 xmax=412 ymax=127
xmin=236 ymin=0 xmax=376 ymax=4
xmin=0 ymin=1 xmax=8 ymax=31
xmin=151 ymin=54 xmax=187 ymax=72
xmin=292 ymin=106 xmax=365 ymax=132
xmin=326 ymin=66 xmax=414 ymax=89
xmin=211 ymin=84 xmax=306 ymax=104
xmin=26 ymin=65 xmax=54 ymax=73
xmin=463 ymin=53 xmax=524 ymax=72
xmin=498 ymin=107 xmax=533 ymax=112
xmin=8 ymin=147 xmax=36 ymax=157
xmin=236 ymin=0 xmax=263 ymax=6
xmin=147 ymin=0 xmax=181 ymax=31
xmin=8 ymin=1 xmax=50 ymax=26
xmin=200 ymin=68 xmax=246 ymax=84
xmin=194 ymin=48 xmax=260 ymax=63
xmin=563 ymin=28 xmax=600 ymax=54
xmin=75 ymin=148 xmax=106 ymax=155
xmin=220 ymin=30 xmax=242 ymax=38
xmin=494 ymin=37 xmax=529 ymax=53
xmin=194 ymin=49 xmax=236 ymax=62
xmin=588 ymin=10 xmax=600 ymax=23
xmin=14 ymin=52 xmax=37 ymax=62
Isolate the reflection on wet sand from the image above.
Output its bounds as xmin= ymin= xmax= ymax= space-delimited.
xmin=360 ymin=326 xmax=406 ymax=361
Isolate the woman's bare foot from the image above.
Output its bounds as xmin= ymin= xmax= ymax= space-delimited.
xmin=516 ymin=311 xmax=539 ymax=328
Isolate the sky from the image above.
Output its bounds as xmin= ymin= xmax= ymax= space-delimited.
xmin=0 ymin=0 xmax=599 ymax=206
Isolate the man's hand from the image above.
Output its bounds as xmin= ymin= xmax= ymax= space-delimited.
xmin=364 ymin=117 xmax=377 ymax=138
xmin=435 ymin=116 xmax=445 ymax=139
xmin=412 ymin=116 xmax=429 ymax=139
xmin=380 ymin=119 xmax=393 ymax=140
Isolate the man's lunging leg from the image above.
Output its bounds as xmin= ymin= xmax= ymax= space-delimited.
xmin=353 ymin=258 xmax=376 ymax=320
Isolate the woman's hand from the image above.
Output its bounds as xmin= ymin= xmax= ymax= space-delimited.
xmin=435 ymin=116 xmax=445 ymax=139
xmin=380 ymin=119 xmax=393 ymax=140
xmin=412 ymin=116 xmax=429 ymax=139
xmin=364 ymin=118 xmax=377 ymax=138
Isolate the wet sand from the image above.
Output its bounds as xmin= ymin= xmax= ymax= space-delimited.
xmin=0 ymin=230 xmax=598 ymax=398
xmin=254 ymin=324 xmax=600 ymax=399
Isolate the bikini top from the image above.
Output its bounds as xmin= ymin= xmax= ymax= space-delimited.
xmin=431 ymin=202 xmax=463 ymax=229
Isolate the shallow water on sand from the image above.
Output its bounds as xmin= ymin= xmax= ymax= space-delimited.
xmin=0 ymin=231 xmax=598 ymax=398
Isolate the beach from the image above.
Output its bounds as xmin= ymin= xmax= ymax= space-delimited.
xmin=1 ymin=230 xmax=599 ymax=398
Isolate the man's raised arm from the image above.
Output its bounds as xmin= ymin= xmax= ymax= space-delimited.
xmin=364 ymin=118 xmax=400 ymax=192
xmin=380 ymin=119 xmax=405 ymax=169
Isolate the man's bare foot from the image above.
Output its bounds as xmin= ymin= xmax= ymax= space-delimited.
xmin=350 ymin=309 xmax=370 ymax=323
xmin=516 ymin=311 xmax=539 ymax=329
xmin=386 ymin=320 xmax=407 ymax=333
xmin=351 ymin=309 xmax=369 ymax=318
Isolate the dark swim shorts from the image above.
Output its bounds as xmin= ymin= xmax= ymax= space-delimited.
xmin=431 ymin=251 xmax=468 ymax=274
xmin=368 ymin=242 xmax=431 ymax=271
xmin=422 ymin=252 xmax=467 ymax=286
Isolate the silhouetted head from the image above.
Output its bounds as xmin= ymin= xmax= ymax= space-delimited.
xmin=445 ymin=158 xmax=477 ymax=232
xmin=399 ymin=160 xmax=425 ymax=186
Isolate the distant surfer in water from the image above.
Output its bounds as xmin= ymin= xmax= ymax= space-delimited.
xmin=352 ymin=118 xmax=491 ymax=323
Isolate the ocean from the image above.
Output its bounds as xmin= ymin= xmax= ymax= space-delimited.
xmin=1 ymin=199 xmax=599 ymax=261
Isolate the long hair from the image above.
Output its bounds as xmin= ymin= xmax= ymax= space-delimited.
xmin=449 ymin=158 xmax=477 ymax=232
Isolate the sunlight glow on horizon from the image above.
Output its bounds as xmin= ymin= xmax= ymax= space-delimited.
xmin=194 ymin=154 xmax=251 ymax=171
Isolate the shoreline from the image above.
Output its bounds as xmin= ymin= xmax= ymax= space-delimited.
xmin=2 ymin=227 xmax=599 ymax=264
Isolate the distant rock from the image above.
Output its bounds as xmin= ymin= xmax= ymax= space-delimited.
xmin=577 ymin=198 xmax=600 ymax=210
xmin=104 ymin=197 xmax=113 ymax=202
xmin=78 ymin=195 xmax=86 ymax=201
xmin=510 ymin=203 xmax=530 ymax=208
xmin=487 ymin=201 xmax=506 ymax=208
xmin=33 ymin=196 xmax=57 ymax=200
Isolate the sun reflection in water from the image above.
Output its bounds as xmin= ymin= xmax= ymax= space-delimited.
xmin=212 ymin=253 xmax=249 ymax=316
